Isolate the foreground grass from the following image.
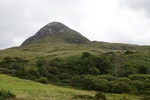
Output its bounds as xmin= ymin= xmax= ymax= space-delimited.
xmin=0 ymin=74 xmax=140 ymax=100
xmin=0 ymin=74 xmax=95 ymax=100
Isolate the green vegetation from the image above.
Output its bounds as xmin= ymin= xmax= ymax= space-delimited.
xmin=0 ymin=89 xmax=16 ymax=100
xmin=27 ymin=32 xmax=90 ymax=45
xmin=0 ymin=74 xmax=142 ymax=100
xmin=73 ymin=92 xmax=107 ymax=100
xmin=0 ymin=50 xmax=150 ymax=95
xmin=0 ymin=38 xmax=150 ymax=99
xmin=0 ymin=74 xmax=94 ymax=100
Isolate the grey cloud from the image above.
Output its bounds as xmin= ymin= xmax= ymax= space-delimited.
xmin=0 ymin=0 xmax=150 ymax=49
xmin=0 ymin=0 xmax=81 ymax=49
xmin=0 ymin=34 xmax=15 ymax=49
xmin=120 ymin=0 xmax=150 ymax=12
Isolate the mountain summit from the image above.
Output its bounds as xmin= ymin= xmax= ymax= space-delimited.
xmin=21 ymin=21 xmax=90 ymax=46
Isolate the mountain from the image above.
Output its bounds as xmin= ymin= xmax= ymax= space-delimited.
xmin=21 ymin=21 xmax=90 ymax=46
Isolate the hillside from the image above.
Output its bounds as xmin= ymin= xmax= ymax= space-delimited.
xmin=0 ymin=21 xmax=150 ymax=98
xmin=0 ymin=74 xmax=94 ymax=100
xmin=0 ymin=74 xmax=141 ymax=100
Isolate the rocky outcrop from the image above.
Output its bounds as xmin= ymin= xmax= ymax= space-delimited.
xmin=21 ymin=21 xmax=90 ymax=46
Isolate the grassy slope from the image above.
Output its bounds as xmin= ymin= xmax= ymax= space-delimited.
xmin=0 ymin=74 xmax=140 ymax=100
xmin=1 ymin=41 xmax=149 ymax=60
xmin=0 ymin=74 xmax=94 ymax=100
xmin=0 ymin=42 xmax=103 ymax=61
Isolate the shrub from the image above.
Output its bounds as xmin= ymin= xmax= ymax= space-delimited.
xmin=131 ymin=80 xmax=144 ymax=90
xmin=48 ymin=67 xmax=60 ymax=75
xmin=59 ymin=73 xmax=72 ymax=80
xmin=116 ymin=62 xmax=138 ymax=77
xmin=37 ymin=77 xmax=49 ymax=84
xmin=95 ymin=92 xmax=107 ymax=100
xmin=117 ymin=77 xmax=132 ymax=84
xmin=138 ymin=66 xmax=149 ymax=74
xmin=125 ymin=50 xmax=134 ymax=55
xmin=71 ymin=76 xmax=82 ymax=87
xmin=93 ymin=79 xmax=109 ymax=92
xmin=82 ymin=52 xmax=91 ymax=58
xmin=73 ymin=92 xmax=107 ymax=100
xmin=73 ymin=94 xmax=94 ymax=100
xmin=0 ymin=89 xmax=16 ymax=100
xmin=112 ymin=82 xmax=131 ymax=93
xmin=88 ymin=67 xmax=100 ymax=75
xmin=140 ymin=96 xmax=150 ymax=100
xmin=97 ymin=75 xmax=116 ymax=81
xmin=129 ymin=74 xmax=147 ymax=81
xmin=82 ymin=75 xmax=95 ymax=90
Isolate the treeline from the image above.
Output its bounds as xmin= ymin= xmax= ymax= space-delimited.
xmin=0 ymin=51 xmax=150 ymax=95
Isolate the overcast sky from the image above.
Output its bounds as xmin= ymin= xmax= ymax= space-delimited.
xmin=0 ymin=0 xmax=150 ymax=49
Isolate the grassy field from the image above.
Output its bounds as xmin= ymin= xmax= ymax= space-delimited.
xmin=0 ymin=74 xmax=95 ymax=100
xmin=0 ymin=74 xmax=141 ymax=100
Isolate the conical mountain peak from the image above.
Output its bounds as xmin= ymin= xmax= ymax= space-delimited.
xmin=34 ymin=21 xmax=80 ymax=37
xmin=21 ymin=22 xmax=90 ymax=46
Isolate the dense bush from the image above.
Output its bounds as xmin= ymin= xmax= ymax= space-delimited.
xmin=131 ymin=80 xmax=144 ymax=90
xmin=95 ymin=92 xmax=107 ymax=100
xmin=71 ymin=76 xmax=83 ymax=87
xmin=97 ymin=75 xmax=116 ymax=81
xmin=73 ymin=94 xmax=94 ymax=100
xmin=117 ymin=77 xmax=132 ymax=84
xmin=112 ymin=82 xmax=131 ymax=93
xmin=0 ymin=89 xmax=16 ymax=100
xmin=125 ymin=50 xmax=134 ymax=55
xmin=0 ymin=57 xmax=29 ymax=77
xmin=88 ymin=67 xmax=100 ymax=75
xmin=73 ymin=92 xmax=107 ymax=100
xmin=36 ymin=77 xmax=49 ymax=84
xmin=140 ymin=96 xmax=150 ymax=100
xmin=138 ymin=66 xmax=149 ymax=74
xmin=129 ymin=74 xmax=150 ymax=81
